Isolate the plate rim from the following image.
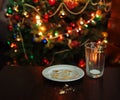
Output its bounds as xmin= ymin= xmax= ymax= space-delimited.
xmin=42 ymin=64 xmax=85 ymax=82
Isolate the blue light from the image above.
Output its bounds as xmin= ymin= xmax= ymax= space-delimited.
xmin=41 ymin=39 xmax=48 ymax=44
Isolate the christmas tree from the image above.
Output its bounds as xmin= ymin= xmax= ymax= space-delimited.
xmin=5 ymin=0 xmax=111 ymax=66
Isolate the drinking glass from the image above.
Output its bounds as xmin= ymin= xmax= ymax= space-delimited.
xmin=85 ymin=42 xmax=106 ymax=78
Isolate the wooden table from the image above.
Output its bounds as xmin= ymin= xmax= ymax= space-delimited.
xmin=0 ymin=64 xmax=120 ymax=100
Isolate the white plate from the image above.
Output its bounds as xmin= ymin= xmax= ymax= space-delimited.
xmin=42 ymin=64 xmax=84 ymax=82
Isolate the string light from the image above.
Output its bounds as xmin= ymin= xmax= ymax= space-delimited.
xmin=6 ymin=0 xmax=111 ymax=65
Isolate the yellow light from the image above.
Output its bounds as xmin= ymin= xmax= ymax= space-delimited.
xmin=49 ymin=35 xmax=53 ymax=39
xmin=59 ymin=35 xmax=63 ymax=40
xmin=40 ymin=26 xmax=46 ymax=32
xmin=102 ymin=32 xmax=108 ymax=38
xmin=13 ymin=5 xmax=19 ymax=12
xmin=16 ymin=37 xmax=21 ymax=41
xmin=35 ymin=15 xmax=42 ymax=25
xmin=84 ymin=24 xmax=88 ymax=28
xmin=5 ymin=13 xmax=11 ymax=17
xmin=91 ymin=20 xmax=96 ymax=24
xmin=34 ymin=37 xmax=40 ymax=42
xmin=87 ymin=20 xmax=90 ymax=23
xmin=14 ymin=49 xmax=18 ymax=53
xmin=10 ymin=43 xmax=17 ymax=48
xmin=36 ymin=20 xmax=42 ymax=26
xmin=23 ymin=11 xmax=29 ymax=18
xmin=38 ymin=31 xmax=43 ymax=36
xmin=78 ymin=27 xmax=82 ymax=31
xmin=91 ymin=13 xmax=95 ymax=17
xmin=103 ymin=39 xmax=108 ymax=44
xmin=96 ymin=14 xmax=99 ymax=18
xmin=67 ymin=29 xmax=72 ymax=34
xmin=36 ymin=15 xmax=40 ymax=20
xmin=80 ymin=21 xmax=84 ymax=25
xmin=76 ymin=29 xmax=79 ymax=32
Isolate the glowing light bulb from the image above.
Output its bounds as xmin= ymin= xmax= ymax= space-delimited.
xmin=38 ymin=32 xmax=43 ymax=36
xmin=91 ymin=13 xmax=95 ymax=17
xmin=54 ymin=31 xmax=59 ymax=37
xmin=49 ymin=35 xmax=53 ymax=39
xmin=40 ymin=26 xmax=46 ymax=32
xmin=80 ymin=21 xmax=84 ymax=25
xmin=36 ymin=15 xmax=40 ymax=20
xmin=16 ymin=38 xmax=21 ymax=41
xmin=14 ymin=49 xmax=18 ymax=53
xmin=23 ymin=11 xmax=29 ymax=18
xmin=13 ymin=5 xmax=19 ymax=12
xmin=59 ymin=35 xmax=63 ymax=40
xmin=36 ymin=20 xmax=42 ymax=26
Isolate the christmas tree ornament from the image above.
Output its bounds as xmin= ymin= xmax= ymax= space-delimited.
xmin=8 ymin=25 xmax=13 ymax=31
xmin=33 ymin=0 xmax=39 ymax=3
xmin=22 ymin=11 xmax=29 ymax=18
xmin=13 ymin=5 xmax=19 ymax=12
xmin=48 ymin=0 xmax=56 ymax=6
xmin=59 ymin=9 xmax=67 ymax=18
xmin=70 ymin=22 xmax=76 ymax=28
xmin=43 ymin=58 xmax=50 ymax=65
xmin=43 ymin=13 xmax=49 ymax=20
xmin=13 ymin=33 xmax=17 ymax=39
xmin=43 ymin=13 xmax=49 ymax=22
xmin=68 ymin=40 xmax=80 ymax=49
xmin=13 ymin=14 xmax=21 ymax=21
xmin=64 ymin=0 xmax=79 ymax=9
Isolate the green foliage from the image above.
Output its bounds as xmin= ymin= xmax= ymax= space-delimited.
xmin=6 ymin=0 xmax=111 ymax=66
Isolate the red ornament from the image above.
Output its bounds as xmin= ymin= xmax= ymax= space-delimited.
xmin=48 ymin=0 xmax=56 ymax=6
xmin=70 ymin=22 xmax=76 ymax=28
xmin=44 ymin=13 xmax=49 ymax=20
xmin=64 ymin=1 xmax=78 ymax=9
xmin=13 ymin=14 xmax=21 ymax=21
xmin=43 ymin=58 xmax=50 ymax=65
xmin=66 ymin=26 xmax=73 ymax=34
xmin=78 ymin=59 xmax=85 ymax=67
xmin=43 ymin=19 xmax=48 ymax=23
xmin=43 ymin=13 xmax=49 ymax=22
xmin=69 ymin=40 xmax=80 ymax=48
xmin=48 ymin=11 xmax=53 ymax=15
xmin=33 ymin=0 xmax=39 ymax=3
xmin=8 ymin=25 xmax=13 ymax=31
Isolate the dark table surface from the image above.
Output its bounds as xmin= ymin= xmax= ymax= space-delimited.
xmin=0 ymin=63 xmax=120 ymax=100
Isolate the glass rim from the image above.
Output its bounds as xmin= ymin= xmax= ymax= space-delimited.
xmin=85 ymin=41 xmax=107 ymax=53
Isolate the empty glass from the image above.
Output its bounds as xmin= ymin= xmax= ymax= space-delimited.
xmin=85 ymin=42 xmax=106 ymax=78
